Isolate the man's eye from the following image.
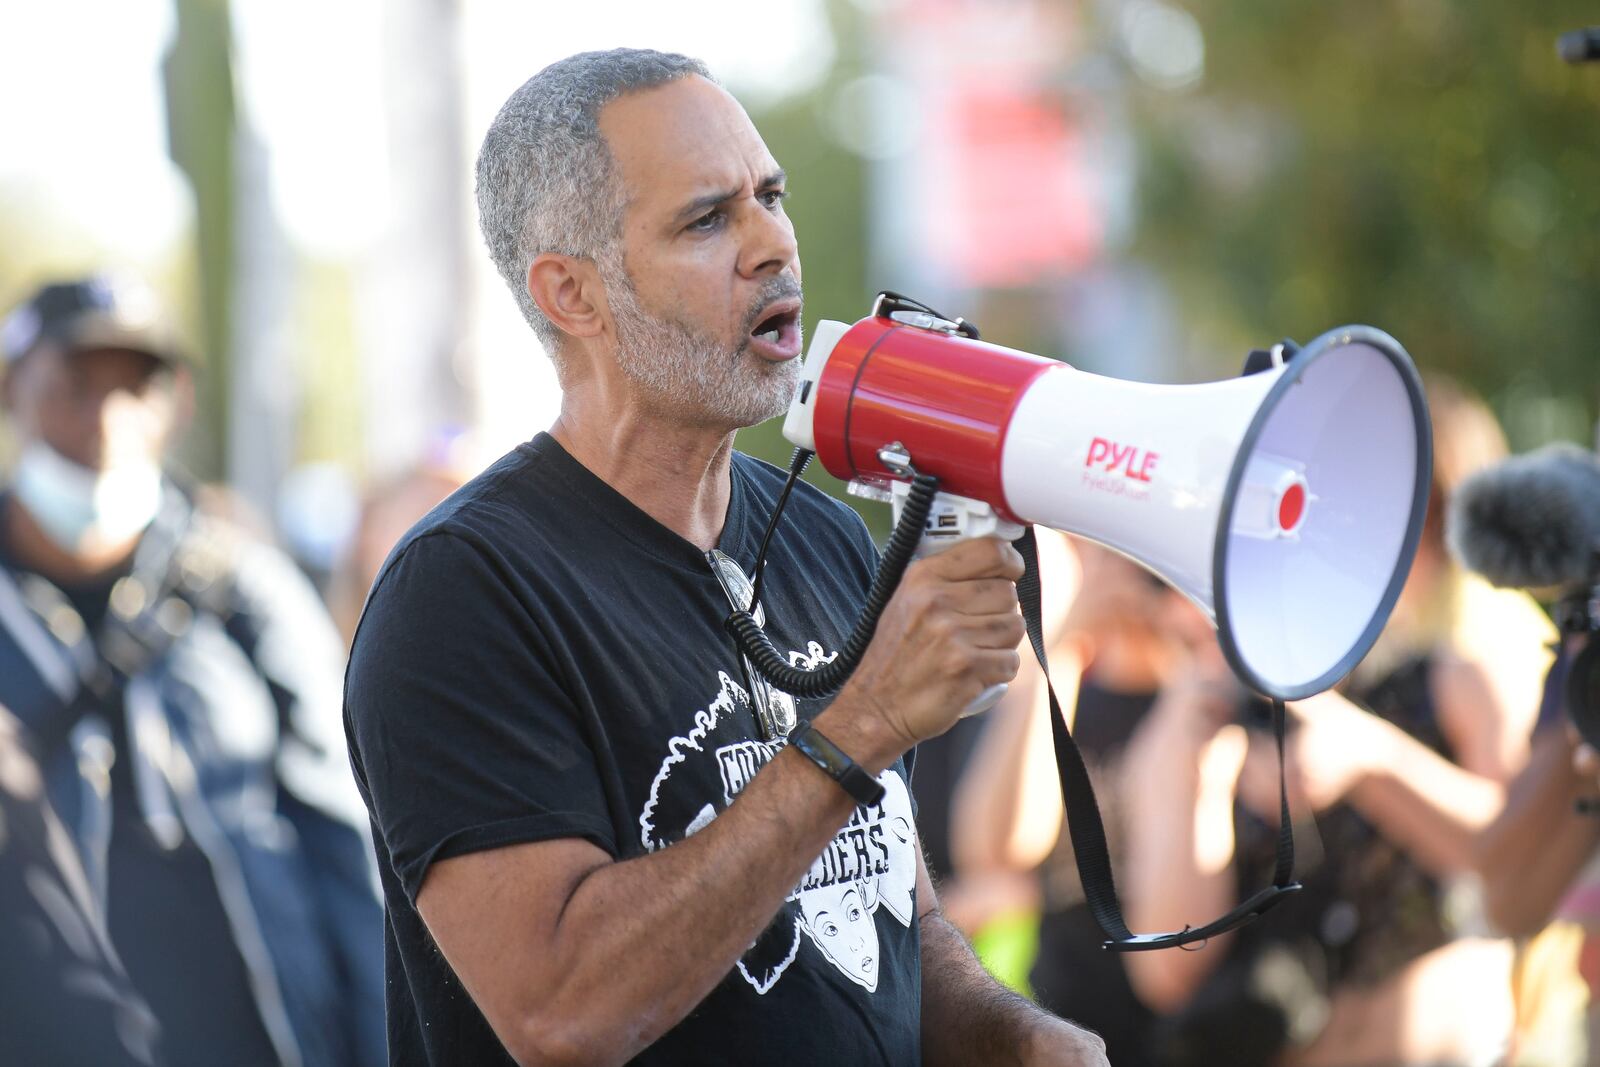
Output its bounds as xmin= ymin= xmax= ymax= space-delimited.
xmin=688 ymin=210 xmax=724 ymax=233
xmin=760 ymin=189 xmax=789 ymax=210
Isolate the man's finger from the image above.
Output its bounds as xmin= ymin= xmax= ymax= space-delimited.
xmin=921 ymin=537 xmax=1025 ymax=582
xmin=968 ymin=647 xmax=1024 ymax=688
xmin=951 ymin=578 xmax=1021 ymax=616
xmin=962 ymin=611 xmax=1028 ymax=650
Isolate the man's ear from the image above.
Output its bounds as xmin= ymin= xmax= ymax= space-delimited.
xmin=527 ymin=253 xmax=607 ymax=341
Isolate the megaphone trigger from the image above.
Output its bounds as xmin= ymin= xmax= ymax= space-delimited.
xmin=873 ymin=481 xmax=1028 ymax=561
xmin=857 ymin=473 xmax=1025 ymax=718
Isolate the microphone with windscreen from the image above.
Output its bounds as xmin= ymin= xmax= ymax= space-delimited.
xmin=1447 ymin=444 xmax=1600 ymax=591
xmin=1559 ymin=28 xmax=1600 ymax=64
xmin=1448 ymin=444 xmax=1600 ymax=750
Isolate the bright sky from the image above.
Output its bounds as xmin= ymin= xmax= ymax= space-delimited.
xmin=1 ymin=0 xmax=835 ymax=262
xmin=0 ymin=0 xmax=189 ymax=262
xmin=0 ymin=0 xmax=838 ymax=464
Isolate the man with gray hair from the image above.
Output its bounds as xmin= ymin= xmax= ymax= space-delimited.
xmin=346 ymin=48 xmax=1109 ymax=1066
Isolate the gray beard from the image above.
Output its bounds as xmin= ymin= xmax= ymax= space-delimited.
xmin=604 ymin=267 xmax=802 ymax=429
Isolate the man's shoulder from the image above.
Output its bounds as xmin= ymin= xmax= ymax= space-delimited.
xmin=407 ymin=441 xmax=548 ymax=539
xmin=353 ymin=441 xmax=585 ymax=647
xmin=376 ymin=440 xmax=566 ymax=582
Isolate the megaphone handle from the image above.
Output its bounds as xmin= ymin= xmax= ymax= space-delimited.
xmin=889 ymin=487 xmax=1027 ymax=561
xmin=890 ymin=490 xmax=1022 ymax=716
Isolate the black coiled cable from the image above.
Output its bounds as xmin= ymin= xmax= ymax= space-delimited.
xmin=725 ymin=463 xmax=941 ymax=699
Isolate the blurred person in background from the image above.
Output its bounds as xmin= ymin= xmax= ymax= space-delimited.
xmin=1476 ymin=650 xmax=1600 ymax=940
xmin=950 ymin=531 xmax=1213 ymax=1065
xmin=0 ymin=703 xmax=160 ymax=1065
xmin=329 ymin=433 xmax=474 ymax=643
xmin=954 ymin=376 xmax=1556 ymax=1065
xmin=1474 ymin=638 xmax=1600 ymax=1064
xmin=1111 ymin=374 xmax=1553 ymax=1066
xmin=0 ymin=276 xmax=384 ymax=1067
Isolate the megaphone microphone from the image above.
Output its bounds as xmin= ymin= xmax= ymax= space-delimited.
xmin=726 ymin=291 xmax=1431 ymax=951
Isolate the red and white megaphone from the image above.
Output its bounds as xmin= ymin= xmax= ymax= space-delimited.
xmin=782 ymin=293 xmax=1432 ymax=701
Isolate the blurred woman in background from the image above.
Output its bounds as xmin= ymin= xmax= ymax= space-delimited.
xmin=1125 ymin=375 xmax=1554 ymax=1066
xmin=950 ymin=531 xmax=1185 ymax=1065
xmin=954 ymin=376 xmax=1558 ymax=1066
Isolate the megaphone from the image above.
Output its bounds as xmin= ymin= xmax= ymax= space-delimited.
xmin=781 ymin=293 xmax=1432 ymax=701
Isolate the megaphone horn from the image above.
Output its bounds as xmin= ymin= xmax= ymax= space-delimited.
xmin=782 ymin=297 xmax=1432 ymax=702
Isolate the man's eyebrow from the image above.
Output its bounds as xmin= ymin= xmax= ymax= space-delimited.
xmin=672 ymin=170 xmax=788 ymax=224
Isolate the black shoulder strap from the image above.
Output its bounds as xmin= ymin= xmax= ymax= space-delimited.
xmin=1014 ymin=526 xmax=1301 ymax=951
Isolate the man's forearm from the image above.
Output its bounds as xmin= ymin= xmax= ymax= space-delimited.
xmin=919 ymin=909 xmax=1105 ymax=1067
xmin=531 ymin=701 xmax=897 ymax=1062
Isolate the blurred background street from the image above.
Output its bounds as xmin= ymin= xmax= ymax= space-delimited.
xmin=4 ymin=3 xmax=1600 ymax=1064
xmin=4 ymin=0 xmax=1595 ymax=550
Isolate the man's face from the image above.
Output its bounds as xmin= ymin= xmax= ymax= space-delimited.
xmin=596 ymin=76 xmax=804 ymax=428
xmin=3 ymin=344 xmax=177 ymax=471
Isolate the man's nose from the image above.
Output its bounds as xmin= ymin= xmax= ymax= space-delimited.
xmin=736 ymin=203 xmax=798 ymax=280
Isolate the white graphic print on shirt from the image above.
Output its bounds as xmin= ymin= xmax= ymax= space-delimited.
xmin=638 ymin=646 xmax=917 ymax=996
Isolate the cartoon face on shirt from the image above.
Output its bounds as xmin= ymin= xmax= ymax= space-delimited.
xmin=799 ymin=881 xmax=880 ymax=991
xmin=873 ymin=775 xmax=918 ymax=927
xmin=640 ymin=670 xmax=921 ymax=997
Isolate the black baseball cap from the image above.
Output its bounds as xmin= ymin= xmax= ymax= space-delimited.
xmin=1 ymin=276 xmax=187 ymax=368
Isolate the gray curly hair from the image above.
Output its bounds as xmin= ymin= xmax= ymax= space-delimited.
xmin=475 ymin=48 xmax=713 ymax=360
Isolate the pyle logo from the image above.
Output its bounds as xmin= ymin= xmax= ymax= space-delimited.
xmin=1085 ymin=437 xmax=1159 ymax=483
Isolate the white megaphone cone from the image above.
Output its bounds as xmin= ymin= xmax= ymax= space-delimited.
xmin=783 ymin=299 xmax=1431 ymax=701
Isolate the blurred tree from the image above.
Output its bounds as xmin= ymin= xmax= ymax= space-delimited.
xmin=163 ymin=0 xmax=236 ymax=480
xmin=1126 ymin=1 xmax=1600 ymax=446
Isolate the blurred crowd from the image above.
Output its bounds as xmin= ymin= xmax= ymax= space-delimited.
xmin=921 ymin=378 xmax=1596 ymax=1067
xmin=2 ymin=272 xmax=1599 ymax=1067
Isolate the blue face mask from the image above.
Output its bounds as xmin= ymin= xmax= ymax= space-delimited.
xmin=12 ymin=440 xmax=162 ymax=552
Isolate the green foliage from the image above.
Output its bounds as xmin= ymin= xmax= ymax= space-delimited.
xmin=1129 ymin=1 xmax=1600 ymax=446
xmin=162 ymin=0 xmax=237 ymax=479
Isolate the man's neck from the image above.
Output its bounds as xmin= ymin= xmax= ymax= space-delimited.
xmin=549 ymin=405 xmax=739 ymax=553
xmin=1 ymin=496 xmax=140 ymax=585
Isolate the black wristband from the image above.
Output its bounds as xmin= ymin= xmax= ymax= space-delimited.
xmin=788 ymin=720 xmax=885 ymax=806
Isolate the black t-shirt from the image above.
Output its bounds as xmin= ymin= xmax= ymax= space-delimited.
xmin=345 ymin=434 xmax=922 ymax=1066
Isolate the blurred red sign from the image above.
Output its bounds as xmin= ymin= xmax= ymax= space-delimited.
xmin=882 ymin=0 xmax=1104 ymax=287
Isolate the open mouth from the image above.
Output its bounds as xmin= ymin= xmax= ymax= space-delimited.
xmin=750 ymin=306 xmax=800 ymax=346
